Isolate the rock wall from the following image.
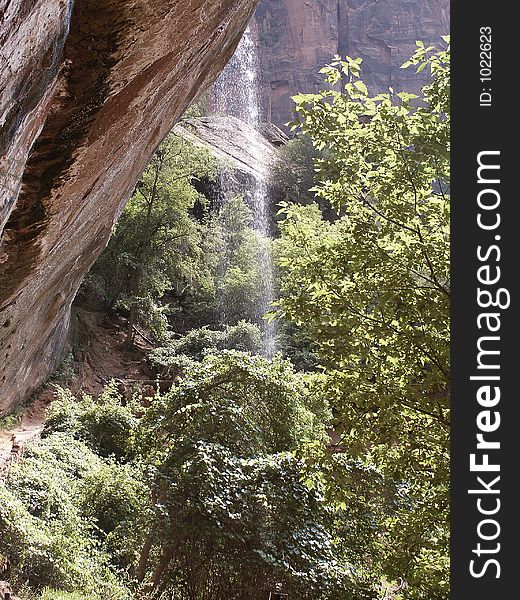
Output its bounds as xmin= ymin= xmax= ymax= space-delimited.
xmin=0 ymin=0 xmax=258 ymax=415
xmin=176 ymin=115 xmax=286 ymax=218
xmin=177 ymin=116 xmax=282 ymax=181
xmin=254 ymin=0 xmax=450 ymax=127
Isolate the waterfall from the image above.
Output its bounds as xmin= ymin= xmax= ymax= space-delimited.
xmin=212 ymin=26 xmax=277 ymax=357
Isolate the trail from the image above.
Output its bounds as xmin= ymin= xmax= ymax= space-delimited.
xmin=1 ymin=292 xmax=155 ymax=480
xmin=70 ymin=294 xmax=155 ymax=400
xmin=0 ymin=388 xmax=53 ymax=479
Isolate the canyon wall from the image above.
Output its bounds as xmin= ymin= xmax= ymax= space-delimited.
xmin=255 ymin=0 xmax=450 ymax=127
xmin=0 ymin=0 xmax=258 ymax=414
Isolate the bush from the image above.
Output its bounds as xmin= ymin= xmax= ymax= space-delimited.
xmin=5 ymin=433 xmax=101 ymax=521
xmin=220 ymin=320 xmax=263 ymax=353
xmin=140 ymin=350 xmax=324 ymax=467
xmin=132 ymin=351 xmax=351 ymax=598
xmin=80 ymin=462 xmax=145 ymax=535
xmin=169 ymin=326 xmax=223 ymax=360
xmin=44 ymin=385 xmax=138 ymax=459
xmin=80 ymin=462 xmax=148 ymax=568
xmin=0 ymin=435 xmax=131 ymax=598
xmin=1 ymin=352 xmax=366 ymax=600
xmin=148 ymin=321 xmax=264 ymax=377
xmin=40 ymin=591 xmax=90 ymax=600
xmin=271 ymin=134 xmax=321 ymax=206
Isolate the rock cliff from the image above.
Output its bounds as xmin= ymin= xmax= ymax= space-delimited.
xmin=176 ymin=115 xmax=286 ymax=218
xmin=0 ymin=0 xmax=258 ymax=414
xmin=177 ymin=116 xmax=282 ymax=181
xmin=254 ymin=0 xmax=450 ymax=127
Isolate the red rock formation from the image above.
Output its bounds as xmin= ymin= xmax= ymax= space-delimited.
xmin=254 ymin=0 xmax=450 ymax=127
xmin=0 ymin=0 xmax=258 ymax=414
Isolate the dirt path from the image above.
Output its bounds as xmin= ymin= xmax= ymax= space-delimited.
xmin=1 ymin=297 xmax=155 ymax=479
xmin=0 ymin=388 xmax=55 ymax=479
xmin=71 ymin=303 xmax=155 ymax=399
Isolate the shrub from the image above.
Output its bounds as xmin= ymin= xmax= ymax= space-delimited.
xmin=0 ymin=435 xmax=131 ymax=597
xmin=133 ymin=352 xmax=350 ymax=598
xmin=44 ymin=385 xmax=138 ymax=459
xmin=220 ymin=320 xmax=263 ymax=353
xmin=40 ymin=591 xmax=90 ymax=600
xmin=169 ymin=326 xmax=223 ymax=360
xmin=80 ymin=462 xmax=148 ymax=569
xmin=148 ymin=320 xmax=264 ymax=378
xmin=80 ymin=462 xmax=145 ymax=535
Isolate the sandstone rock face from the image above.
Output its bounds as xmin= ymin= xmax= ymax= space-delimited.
xmin=254 ymin=0 xmax=450 ymax=127
xmin=177 ymin=116 xmax=281 ymax=181
xmin=176 ymin=115 xmax=285 ymax=215
xmin=0 ymin=0 xmax=258 ymax=414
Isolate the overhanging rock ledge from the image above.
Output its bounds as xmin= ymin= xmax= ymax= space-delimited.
xmin=0 ymin=0 xmax=258 ymax=414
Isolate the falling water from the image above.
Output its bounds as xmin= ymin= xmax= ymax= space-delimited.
xmin=212 ymin=26 xmax=277 ymax=357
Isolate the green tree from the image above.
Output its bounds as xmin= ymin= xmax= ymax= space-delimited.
xmin=148 ymin=320 xmax=264 ymax=378
xmin=0 ymin=433 xmax=134 ymax=598
xmin=275 ymin=40 xmax=450 ymax=598
xmin=132 ymin=351 xmax=360 ymax=599
xmin=272 ymin=135 xmax=320 ymax=205
xmin=90 ymin=132 xmax=216 ymax=342
xmin=209 ymin=195 xmax=272 ymax=326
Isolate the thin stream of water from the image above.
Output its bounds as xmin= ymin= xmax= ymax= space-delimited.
xmin=212 ymin=26 xmax=277 ymax=357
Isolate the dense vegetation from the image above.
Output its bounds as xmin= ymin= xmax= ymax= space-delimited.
xmin=1 ymin=40 xmax=450 ymax=600
xmin=275 ymin=39 xmax=450 ymax=598
xmin=1 ymin=357 xmax=358 ymax=599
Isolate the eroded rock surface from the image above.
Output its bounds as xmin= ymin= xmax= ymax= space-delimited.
xmin=176 ymin=115 xmax=285 ymax=215
xmin=255 ymin=0 xmax=450 ymax=127
xmin=0 ymin=0 xmax=258 ymax=414
xmin=177 ymin=116 xmax=281 ymax=180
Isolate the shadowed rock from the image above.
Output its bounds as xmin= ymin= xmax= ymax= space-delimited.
xmin=254 ymin=0 xmax=450 ymax=127
xmin=0 ymin=0 xmax=258 ymax=414
xmin=177 ymin=115 xmax=281 ymax=180
xmin=175 ymin=115 xmax=285 ymax=219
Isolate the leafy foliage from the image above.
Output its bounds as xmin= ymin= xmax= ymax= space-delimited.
xmin=2 ymin=356 xmax=364 ymax=600
xmin=89 ymin=133 xmax=216 ymax=341
xmin=40 ymin=592 xmax=90 ymax=600
xmin=141 ymin=351 xmax=322 ymax=456
xmin=89 ymin=142 xmax=273 ymax=339
xmin=44 ymin=384 xmax=138 ymax=459
xmin=275 ymin=40 xmax=450 ymax=598
xmin=202 ymin=195 xmax=274 ymax=326
xmin=132 ymin=351 xmax=364 ymax=598
xmin=148 ymin=320 xmax=263 ymax=378
xmin=79 ymin=461 xmax=148 ymax=569
xmin=0 ymin=434 xmax=133 ymax=598
xmin=272 ymin=134 xmax=320 ymax=205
